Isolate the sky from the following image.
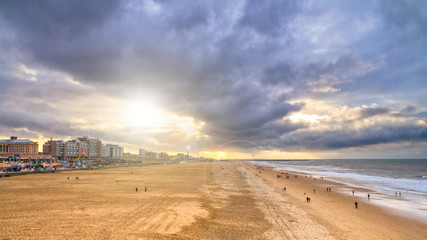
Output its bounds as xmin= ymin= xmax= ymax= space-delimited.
xmin=0 ymin=0 xmax=426 ymax=159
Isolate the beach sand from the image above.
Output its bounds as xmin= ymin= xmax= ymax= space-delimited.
xmin=0 ymin=161 xmax=425 ymax=239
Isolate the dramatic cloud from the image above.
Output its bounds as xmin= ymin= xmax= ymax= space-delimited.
xmin=0 ymin=0 xmax=426 ymax=158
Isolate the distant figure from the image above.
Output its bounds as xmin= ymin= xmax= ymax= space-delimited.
xmin=395 ymin=192 xmax=398 ymax=197
xmin=67 ymin=177 xmax=69 ymax=180
xmin=329 ymin=188 xmax=332 ymax=192
xmin=145 ymin=186 xmax=147 ymax=192
xmin=399 ymin=192 xmax=401 ymax=197
xmin=136 ymin=187 xmax=138 ymax=192
xmin=368 ymin=194 xmax=370 ymax=200
xmin=306 ymin=197 xmax=311 ymax=203
xmin=355 ymin=202 xmax=358 ymax=208
xmin=352 ymin=190 xmax=354 ymax=195
xmin=326 ymin=187 xmax=328 ymax=192
xmin=313 ymin=189 xmax=315 ymax=194
xmin=283 ymin=187 xmax=286 ymax=191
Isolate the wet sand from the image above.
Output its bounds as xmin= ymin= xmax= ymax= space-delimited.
xmin=0 ymin=161 xmax=425 ymax=239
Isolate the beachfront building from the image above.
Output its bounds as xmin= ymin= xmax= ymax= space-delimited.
xmin=176 ymin=153 xmax=189 ymax=162
xmin=65 ymin=139 xmax=88 ymax=160
xmin=43 ymin=138 xmax=91 ymax=161
xmin=139 ymin=148 xmax=148 ymax=158
xmin=102 ymin=144 xmax=123 ymax=159
xmin=77 ymin=136 xmax=102 ymax=158
xmin=43 ymin=139 xmax=66 ymax=160
xmin=145 ymin=152 xmax=157 ymax=161
xmin=158 ymin=152 xmax=170 ymax=161
xmin=0 ymin=136 xmax=39 ymax=155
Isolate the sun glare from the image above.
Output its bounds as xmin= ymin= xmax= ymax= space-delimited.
xmin=123 ymin=99 xmax=165 ymax=127
xmin=289 ymin=113 xmax=325 ymax=123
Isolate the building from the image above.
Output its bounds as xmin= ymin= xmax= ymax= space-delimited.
xmin=145 ymin=152 xmax=157 ymax=161
xmin=42 ymin=139 xmax=65 ymax=159
xmin=176 ymin=153 xmax=189 ymax=162
xmin=0 ymin=136 xmax=38 ymax=155
xmin=102 ymin=144 xmax=123 ymax=159
xmin=139 ymin=148 xmax=148 ymax=158
xmin=43 ymin=138 xmax=91 ymax=161
xmin=158 ymin=152 xmax=170 ymax=161
xmin=77 ymin=136 xmax=102 ymax=158
xmin=65 ymin=139 xmax=88 ymax=160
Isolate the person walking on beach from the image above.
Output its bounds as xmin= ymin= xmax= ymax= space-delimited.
xmin=355 ymin=202 xmax=358 ymax=208
xmin=352 ymin=190 xmax=354 ymax=195
xmin=145 ymin=186 xmax=147 ymax=192
xmin=136 ymin=187 xmax=138 ymax=192
xmin=368 ymin=194 xmax=370 ymax=200
xmin=313 ymin=189 xmax=315 ymax=194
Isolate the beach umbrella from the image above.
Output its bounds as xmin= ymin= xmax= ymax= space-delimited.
xmin=0 ymin=163 xmax=12 ymax=168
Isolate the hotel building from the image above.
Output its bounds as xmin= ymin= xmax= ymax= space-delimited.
xmin=0 ymin=136 xmax=38 ymax=155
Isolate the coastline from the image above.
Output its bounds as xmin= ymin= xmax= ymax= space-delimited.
xmin=245 ymin=161 xmax=427 ymax=239
xmin=250 ymin=160 xmax=427 ymax=223
xmin=0 ymin=161 xmax=426 ymax=239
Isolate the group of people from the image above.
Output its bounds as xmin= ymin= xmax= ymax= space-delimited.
xmin=136 ymin=186 xmax=148 ymax=192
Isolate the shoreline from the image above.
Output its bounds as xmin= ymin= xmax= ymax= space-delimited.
xmin=250 ymin=160 xmax=427 ymax=224
xmin=244 ymin=161 xmax=426 ymax=239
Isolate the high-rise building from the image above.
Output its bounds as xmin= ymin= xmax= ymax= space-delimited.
xmin=77 ymin=136 xmax=102 ymax=158
xmin=102 ymin=144 xmax=123 ymax=159
xmin=43 ymin=139 xmax=65 ymax=159
xmin=158 ymin=152 xmax=170 ymax=161
xmin=139 ymin=148 xmax=148 ymax=158
xmin=145 ymin=152 xmax=157 ymax=161
xmin=64 ymin=139 xmax=88 ymax=160
xmin=43 ymin=138 xmax=93 ymax=160
xmin=0 ymin=136 xmax=38 ymax=155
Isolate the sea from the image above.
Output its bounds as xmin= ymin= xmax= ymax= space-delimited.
xmin=251 ymin=159 xmax=427 ymax=223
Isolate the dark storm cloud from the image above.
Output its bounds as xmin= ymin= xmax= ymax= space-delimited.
xmin=0 ymin=101 xmax=71 ymax=136
xmin=0 ymin=0 xmax=120 ymax=40
xmin=238 ymin=0 xmax=300 ymax=37
xmin=380 ymin=0 xmax=427 ymax=34
xmin=359 ymin=107 xmax=390 ymax=118
xmin=0 ymin=0 xmax=426 ymax=154
xmin=261 ymin=52 xmax=376 ymax=95
xmin=0 ymin=0 xmax=121 ymax=83
xmin=278 ymin=124 xmax=427 ymax=150
xmin=401 ymin=105 xmax=416 ymax=114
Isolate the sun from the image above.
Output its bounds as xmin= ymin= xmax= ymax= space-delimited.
xmin=122 ymin=99 xmax=165 ymax=127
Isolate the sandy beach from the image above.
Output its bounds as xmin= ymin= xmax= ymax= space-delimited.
xmin=0 ymin=161 xmax=426 ymax=239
